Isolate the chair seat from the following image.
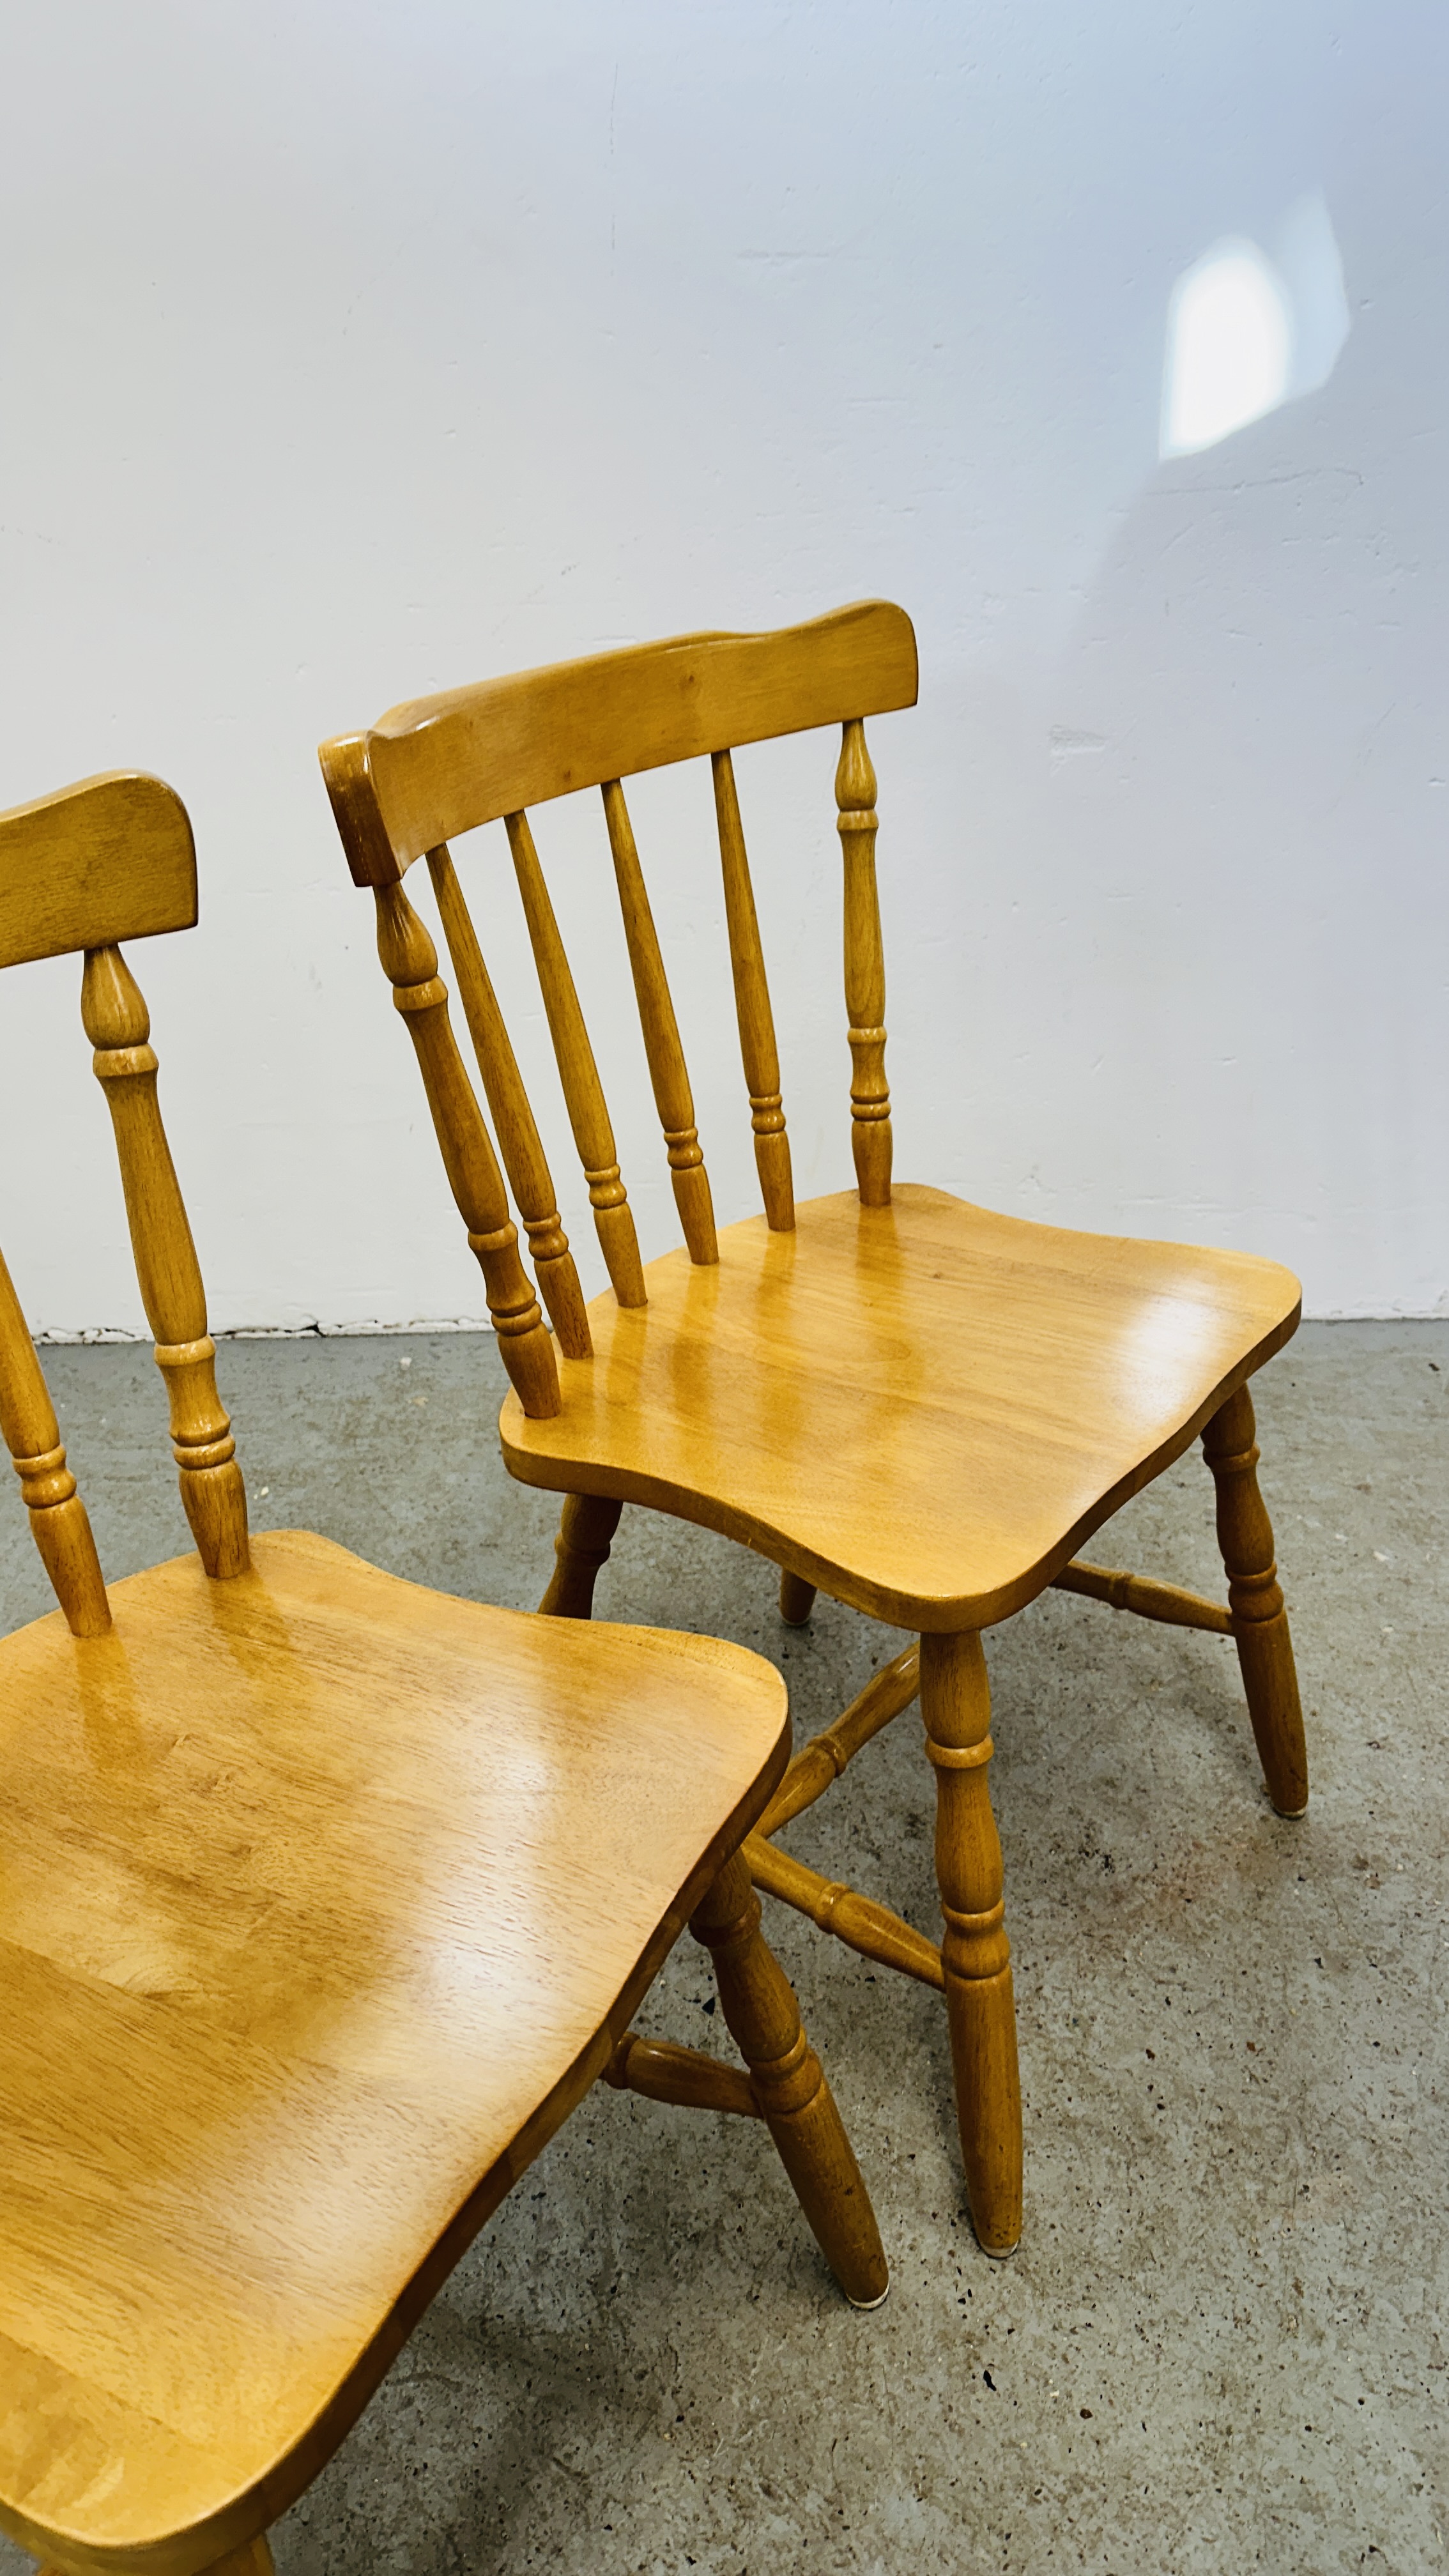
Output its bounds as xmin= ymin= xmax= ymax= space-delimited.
xmin=501 ymin=1185 xmax=1301 ymax=1631
xmin=0 ymin=1531 xmax=786 ymax=2573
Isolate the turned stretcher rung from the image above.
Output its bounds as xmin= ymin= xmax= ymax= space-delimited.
xmin=758 ymin=1643 xmax=921 ymax=1837
xmin=1052 ymin=1558 xmax=1232 ymax=1635
xmin=603 ymin=2030 xmax=760 ymax=2118
xmin=745 ymin=1834 xmax=944 ymax=1992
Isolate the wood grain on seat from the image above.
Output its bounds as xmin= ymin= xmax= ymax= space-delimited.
xmin=0 ymin=1531 xmax=785 ymax=2576
xmin=500 ymin=1187 xmax=1301 ymax=1632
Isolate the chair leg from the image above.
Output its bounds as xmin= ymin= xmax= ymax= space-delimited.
xmin=779 ymin=1568 xmax=817 ymax=1625
xmin=1202 ymin=1384 xmax=1309 ymax=1818
xmin=920 ymin=1630 xmax=1023 ymax=2257
xmin=691 ymin=1849 xmax=889 ymax=2307
xmin=538 ymin=1492 xmax=623 ymax=1617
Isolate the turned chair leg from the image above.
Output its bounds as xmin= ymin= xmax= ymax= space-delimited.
xmin=691 ymin=1849 xmax=889 ymax=2307
xmin=1202 ymin=1384 xmax=1309 ymax=1818
xmin=920 ymin=1630 xmax=1022 ymax=2257
xmin=538 ymin=1492 xmax=624 ymax=1617
xmin=779 ymin=1568 xmax=817 ymax=1625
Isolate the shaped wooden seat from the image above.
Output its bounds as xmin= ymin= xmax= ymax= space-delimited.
xmin=320 ymin=597 xmax=1310 ymax=2266
xmin=498 ymin=1184 xmax=1299 ymax=1632
xmin=0 ymin=772 xmax=886 ymax=2576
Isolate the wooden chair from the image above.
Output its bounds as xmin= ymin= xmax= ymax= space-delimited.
xmin=0 ymin=770 xmax=887 ymax=2576
xmin=319 ymin=597 xmax=1308 ymax=2263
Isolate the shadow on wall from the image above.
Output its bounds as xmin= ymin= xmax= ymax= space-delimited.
xmin=1033 ymin=162 xmax=1449 ymax=1310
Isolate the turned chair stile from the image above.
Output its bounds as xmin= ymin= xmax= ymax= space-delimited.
xmin=0 ymin=1241 xmax=109 ymax=1639
xmin=321 ymin=597 xmax=1310 ymax=2265
xmin=427 ymin=843 xmax=592 ymax=1357
xmin=81 ymin=941 xmax=250 ymax=1576
xmin=0 ymin=763 xmax=887 ymax=2576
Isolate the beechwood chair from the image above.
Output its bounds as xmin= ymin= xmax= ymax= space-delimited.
xmin=0 ymin=770 xmax=887 ymax=2576
xmin=319 ymin=597 xmax=1310 ymax=2263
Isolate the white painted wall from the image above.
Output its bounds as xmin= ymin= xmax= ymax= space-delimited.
xmin=0 ymin=0 xmax=1443 ymax=1334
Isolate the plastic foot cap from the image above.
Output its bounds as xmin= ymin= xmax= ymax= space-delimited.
xmin=845 ymin=2274 xmax=891 ymax=2310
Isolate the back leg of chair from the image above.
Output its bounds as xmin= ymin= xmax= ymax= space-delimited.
xmin=779 ymin=1568 xmax=817 ymax=1626
xmin=691 ymin=1849 xmax=889 ymax=2307
xmin=1202 ymin=1384 xmax=1309 ymax=1818
xmin=539 ymin=1491 xmax=624 ymax=1616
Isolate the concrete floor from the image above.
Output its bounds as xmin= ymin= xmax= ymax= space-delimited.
xmin=1 ymin=1323 xmax=1444 ymax=2575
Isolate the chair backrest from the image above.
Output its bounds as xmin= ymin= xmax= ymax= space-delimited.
xmin=319 ymin=600 xmax=919 ymax=1422
xmin=0 ymin=772 xmax=249 ymax=1636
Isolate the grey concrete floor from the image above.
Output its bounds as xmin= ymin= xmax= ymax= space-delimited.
xmin=1 ymin=1324 xmax=1445 ymax=2575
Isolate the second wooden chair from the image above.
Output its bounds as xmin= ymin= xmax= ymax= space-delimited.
xmin=320 ymin=599 xmax=1309 ymax=2260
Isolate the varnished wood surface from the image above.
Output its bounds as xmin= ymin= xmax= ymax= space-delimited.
xmin=711 ymin=749 xmax=793 ymax=1231
xmin=1052 ymin=1558 xmax=1233 ymax=1634
xmin=501 ymin=1184 xmax=1301 ymax=1633
xmin=337 ymin=601 xmax=918 ymax=878
xmin=1204 ymin=1386 xmax=1309 ymax=1815
xmin=371 ymin=875 xmax=560 ymax=1418
xmin=0 ymin=772 xmax=196 ymax=971
xmin=601 ymin=779 xmax=718 ymax=1266
xmin=427 ymin=843 xmax=592 ymax=1358
xmin=0 ymin=1531 xmax=790 ymax=2575
xmin=921 ymin=1631 xmax=1021 ymax=2254
xmin=0 ymin=1240 xmax=110 ymax=1637
xmin=504 ymin=808 xmax=648 ymax=1309
xmin=836 ymin=721 xmax=891 ymax=1206
xmin=81 ymin=944 xmax=250 ymax=1578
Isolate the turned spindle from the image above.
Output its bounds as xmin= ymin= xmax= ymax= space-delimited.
xmin=505 ymin=809 xmax=647 ymax=1308
xmin=836 ymin=719 xmax=891 ymax=1205
xmin=82 ymin=944 xmax=249 ymax=1578
xmin=712 ymin=749 xmax=794 ymax=1231
xmin=1202 ymin=1385 xmax=1309 ymax=1817
xmin=0 ymin=1239 xmax=109 ymax=1634
xmin=920 ymin=1630 xmax=1021 ymax=2255
xmin=601 ymin=778 xmax=717 ymax=1264
xmin=372 ymin=881 xmax=560 ymax=1419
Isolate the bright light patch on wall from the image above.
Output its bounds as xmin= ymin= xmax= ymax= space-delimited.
xmin=1161 ymin=194 xmax=1350 ymax=459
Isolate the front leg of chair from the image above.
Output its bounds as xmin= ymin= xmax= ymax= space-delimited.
xmin=1202 ymin=1385 xmax=1309 ymax=1818
xmin=691 ymin=1850 xmax=889 ymax=2307
xmin=920 ymin=1630 xmax=1023 ymax=2256
xmin=538 ymin=1492 xmax=623 ymax=1616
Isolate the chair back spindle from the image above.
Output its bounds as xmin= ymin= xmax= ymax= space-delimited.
xmin=836 ymin=719 xmax=891 ymax=1206
xmin=0 ymin=1240 xmax=111 ymax=1634
xmin=426 ymin=845 xmax=592 ymax=1358
xmin=710 ymin=749 xmax=793 ymax=1231
xmin=601 ymin=779 xmax=717 ymax=1266
xmin=504 ymin=809 xmax=648 ymax=1308
xmin=81 ymin=944 xmax=251 ymax=1577
xmin=372 ymin=880 xmax=561 ymax=1416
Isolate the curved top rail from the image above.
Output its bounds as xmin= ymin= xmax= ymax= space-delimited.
xmin=0 ymin=770 xmax=197 ymax=970
xmin=337 ymin=600 xmax=917 ymax=882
